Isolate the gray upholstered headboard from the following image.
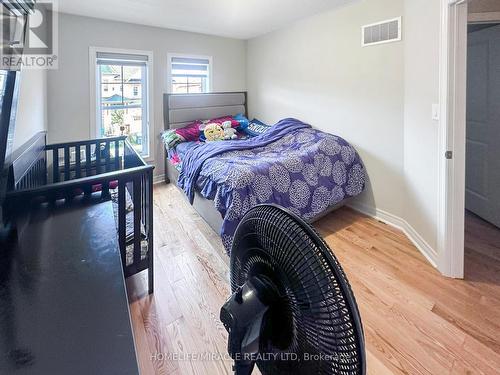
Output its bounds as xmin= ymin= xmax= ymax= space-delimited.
xmin=163 ymin=92 xmax=247 ymax=130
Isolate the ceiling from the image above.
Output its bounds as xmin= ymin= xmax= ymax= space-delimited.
xmin=57 ymin=0 xmax=355 ymax=40
xmin=469 ymin=0 xmax=500 ymax=14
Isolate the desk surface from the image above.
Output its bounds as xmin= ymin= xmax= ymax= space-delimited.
xmin=0 ymin=199 xmax=139 ymax=375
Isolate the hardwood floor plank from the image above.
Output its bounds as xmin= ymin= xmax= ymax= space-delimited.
xmin=128 ymin=184 xmax=500 ymax=375
xmin=460 ymin=335 xmax=500 ymax=374
xmin=465 ymin=210 xmax=500 ymax=262
xmin=130 ymin=300 xmax=157 ymax=375
xmin=140 ymin=294 xmax=181 ymax=375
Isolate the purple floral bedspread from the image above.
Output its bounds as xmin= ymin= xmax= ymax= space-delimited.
xmin=176 ymin=118 xmax=366 ymax=254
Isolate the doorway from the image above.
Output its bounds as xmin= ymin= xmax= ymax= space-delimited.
xmin=464 ymin=21 xmax=500 ymax=268
xmin=439 ymin=0 xmax=500 ymax=278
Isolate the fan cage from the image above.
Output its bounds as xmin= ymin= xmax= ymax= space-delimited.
xmin=230 ymin=204 xmax=365 ymax=375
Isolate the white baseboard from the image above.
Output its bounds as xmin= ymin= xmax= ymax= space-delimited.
xmin=348 ymin=202 xmax=438 ymax=268
xmin=150 ymin=176 xmax=437 ymax=267
xmin=153 ymin=174 xmax=166 ymax=185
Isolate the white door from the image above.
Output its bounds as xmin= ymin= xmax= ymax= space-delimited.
xmin=466 ymin=24 xmax=500 ymax=227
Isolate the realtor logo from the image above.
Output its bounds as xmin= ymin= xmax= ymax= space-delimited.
xmin=1 ymin=0 xmax=58 ymax=69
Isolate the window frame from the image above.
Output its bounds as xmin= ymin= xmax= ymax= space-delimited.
xmin=167 ymin=53 xmax=212 ymax=94
xmin=89 ymin=47 xmax=154 ymax=160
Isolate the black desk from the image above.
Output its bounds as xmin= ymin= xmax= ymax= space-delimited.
xmin=0 ymin=199 xmax=139 ymax=375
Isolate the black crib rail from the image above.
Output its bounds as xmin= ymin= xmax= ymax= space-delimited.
xmin=45 ymin=135 xmax=127 ymax=190
xmin=4 ymin=133 xmax=154 ymax=294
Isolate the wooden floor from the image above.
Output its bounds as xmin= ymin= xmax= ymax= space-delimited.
xmin=128 ymin=184 xmax=500 ymax=375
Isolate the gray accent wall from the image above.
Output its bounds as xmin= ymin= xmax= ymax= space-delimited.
xmin=403 ymin=0 xmax=441 ymax=252
xmin=12 ymin=4 xmax=49 ymax=152
xmin=47 ymin=13 xmax=247 ymax=177
xmin=247 ymin=0 xmax=442 ymax=256
xmin=13 ymin=69 xmax=48 ymax=151
xmin=247 ymin=0 xmax=406 ymax=222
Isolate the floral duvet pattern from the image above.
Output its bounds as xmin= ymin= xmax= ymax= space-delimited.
xmin=176 ymin=119 xmax=366 ymax=254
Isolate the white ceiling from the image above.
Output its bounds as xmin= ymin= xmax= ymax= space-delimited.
xmin=469 ymin=0 xmax=500 ymax=13
xmin=57 ymin=0 xmax=355 ymax=40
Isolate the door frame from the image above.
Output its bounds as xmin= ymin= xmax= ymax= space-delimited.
xmin=439 ymin=0 xmax=500 ymax=278
xmin=438 ymin=0 xmax=468 ymax=278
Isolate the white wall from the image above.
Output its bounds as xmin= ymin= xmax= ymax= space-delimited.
xmin=47 ymin=13 xmax=247 ymax=177
xmin=403 ymin=0 xmax=441 ymax=252
xmin=247 ymin=0 xmax=406 ymax=219
xmin=247 ymin=0 xmax=444 ymax=263
xmin=13 ymin=64 xmax=48 ymax=151
xmin=44 ymin=2 xmax=446 ymax=265
xmin=12 ymin=4 xmax=49 ymax=151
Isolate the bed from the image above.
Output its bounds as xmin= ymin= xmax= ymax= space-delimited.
xmin=163 ymin=92 xmax=366 ymax=253
xmin=2 ymin=132 xmax=154 ymax=293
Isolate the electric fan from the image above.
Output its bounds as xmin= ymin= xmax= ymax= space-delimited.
xmin=220 ymin=204 xmax=366 ymax=375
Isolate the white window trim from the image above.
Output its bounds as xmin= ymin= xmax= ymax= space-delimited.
xmin=166 ymin=52 xmax=213 ymax=93
xmin=89 ymin=46 xmax=154 ymax=161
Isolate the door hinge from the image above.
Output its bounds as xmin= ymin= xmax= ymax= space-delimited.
xmin=445 ymin=151 xmax=453 ymax=159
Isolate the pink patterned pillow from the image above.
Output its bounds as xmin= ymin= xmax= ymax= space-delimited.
xmin=175 ymin=121 xmax=202 ymax=141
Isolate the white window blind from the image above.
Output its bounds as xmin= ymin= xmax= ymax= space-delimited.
xmin=170 ymin=56 xmax=210 ymax=93
xmin=97 ymin=52 xmax=148 ymax=66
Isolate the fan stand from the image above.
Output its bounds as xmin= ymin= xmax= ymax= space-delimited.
xmin=220 ymin=276 xmax=279 ymax=375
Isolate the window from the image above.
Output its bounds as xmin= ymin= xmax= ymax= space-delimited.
xmin=94 ymin=51 xmax=151 ymax=157
xmin=169 ymin=55 xmax=211 ymax=93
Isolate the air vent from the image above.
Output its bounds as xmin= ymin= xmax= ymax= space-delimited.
xmin=362 ymin=17 xmax=402 ymax=47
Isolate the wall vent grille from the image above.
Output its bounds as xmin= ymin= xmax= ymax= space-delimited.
xmin=362 ymin=17 xmax=402 ymax=47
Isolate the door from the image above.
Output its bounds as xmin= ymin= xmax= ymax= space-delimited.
xmin=466 ymin=24 xmax=500 ymax=227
